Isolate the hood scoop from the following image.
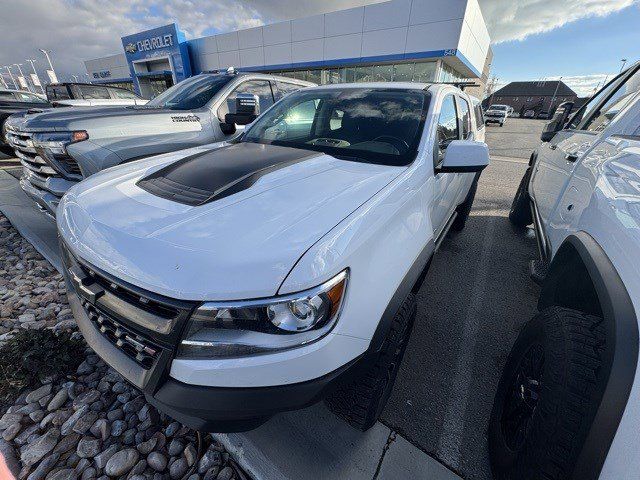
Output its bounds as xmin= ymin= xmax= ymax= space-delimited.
xmin=137 ymin=142 xmax=320 ymax=206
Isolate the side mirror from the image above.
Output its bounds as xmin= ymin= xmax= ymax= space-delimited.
xmin=437 ymin=140 xmax=489 ymax=173
xmin=224 ymin=93 xmax=260 ymax=126
xmin=541 ymin=101 xmax=574 ymax=142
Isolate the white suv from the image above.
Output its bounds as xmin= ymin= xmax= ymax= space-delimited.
xmin=493 ymin=62 xmax=640 ymax=479
xmin=57 ymin=83 xmax=488 ymax=432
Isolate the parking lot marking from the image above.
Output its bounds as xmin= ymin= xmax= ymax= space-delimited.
xmin=490 ymin=155 xmax=529 ymax=165
xmin=435 ymin=201 xmax=500 ymax=470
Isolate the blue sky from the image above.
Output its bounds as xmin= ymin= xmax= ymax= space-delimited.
xmin=490 ymin=2 xmax=640 ymax=95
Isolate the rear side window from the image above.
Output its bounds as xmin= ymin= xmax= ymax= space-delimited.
xmin=0 ymin=92 xmax=15 ymax=101
xmin=457 ymin=97 xmax=472 ymax=139
xmin=78 ymin=85 xmax=111 ymax=99
xmin=434 ymin=95 xmax=459 ymax=167
xmin=15 ymin=92 xmax=48 ymax=103
xmin=583 ymin=68 xmax=640 ymax=133
xmin=46 ymin=85 xmax=70 ymax=100
xmin=274 ymin=81 xmax=304 ymax=100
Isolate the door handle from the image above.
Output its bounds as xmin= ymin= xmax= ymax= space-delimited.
xmin=565 ymin=152 xmax=579 ymax=162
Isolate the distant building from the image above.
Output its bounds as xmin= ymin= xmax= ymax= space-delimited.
xmin=483 ymin=80 xmax=578 ymax=118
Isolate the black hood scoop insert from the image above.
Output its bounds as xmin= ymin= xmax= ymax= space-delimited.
xmin=137 ymin=142 xmax=320 ymax=206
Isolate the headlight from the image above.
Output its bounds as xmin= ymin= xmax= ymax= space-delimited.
xmin=178 ymin=270 xmax=348 ymax=358
xmin=33 ymin=131 xmax=88 ymax=155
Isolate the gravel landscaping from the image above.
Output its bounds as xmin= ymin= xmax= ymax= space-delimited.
xmin=0 ymin=214 xmax=248 ymax=480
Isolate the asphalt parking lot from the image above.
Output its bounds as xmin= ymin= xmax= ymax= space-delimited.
xmin=382 ymin=118 xmax=546 ymax=479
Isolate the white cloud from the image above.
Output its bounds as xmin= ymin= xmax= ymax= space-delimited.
xmin=547 ymin=74 xmax=614 ymax=97
xmin=480 ymin=0 xmax=637 ymax=43
xmin=0 ymin=0 xmax=636 ymax=82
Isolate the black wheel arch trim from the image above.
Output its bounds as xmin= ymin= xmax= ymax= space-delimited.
xmin=539 ymin=232 xmax=639 ymax=480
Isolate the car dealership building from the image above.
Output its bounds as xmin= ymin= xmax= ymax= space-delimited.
xmin=84 ymin=0 xmax=491 ymax=99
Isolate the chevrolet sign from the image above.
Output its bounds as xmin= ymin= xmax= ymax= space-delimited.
xmin=126 ymin=34 xmax=174 ymax=54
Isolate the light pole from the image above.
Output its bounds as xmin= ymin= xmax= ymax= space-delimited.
xmin=550 ymin=76 xmax=563 ymax=115
xmin=39 ymin=49 xmax=57 ymax=83
xmin=13 ymin=63 xmax=32 ymax=92
xmin=3 ymin=66 xmax=18 ymax=90
xmin=620 ymin=59 xmax=627 ymax=73
xmin=26 ymin=59 xmax=45 ymax=94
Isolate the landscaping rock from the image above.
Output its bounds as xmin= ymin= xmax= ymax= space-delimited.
xmin=21 ymin=428 xmax=60 ymax=466
xmin=147 ymin=452 xmax=167 ymax=472
xmin=104 ymin=448 xmax=139 ymax=477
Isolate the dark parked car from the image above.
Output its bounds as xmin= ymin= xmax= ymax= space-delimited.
xmin=0 ymin=89 xmax=51 ymax=156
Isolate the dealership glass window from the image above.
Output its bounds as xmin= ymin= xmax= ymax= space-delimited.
xmin=110 ymin=88 xmax=139 ymax=99
xmin=217 ymin=80 xmax=275 ymax=121
xmin=434 ymin=95 xmax=459 ymax=167
xmin=413 ymin=62 xmax=437 ymax=82
xmin=307 ymin=70 xmax=322 ymax=85
xmin=77 ymin=85 xmax=111 ymax=99
xmin=393 ymin=63 xmax=415 ymax=82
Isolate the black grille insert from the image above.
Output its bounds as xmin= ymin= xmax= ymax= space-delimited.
xmin=81 ymin=299 xmax=160 ymax=369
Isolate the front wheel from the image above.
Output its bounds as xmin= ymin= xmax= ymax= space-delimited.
xmin=489 ymin=307 xmax=605 ymax=480
xmin=326 ymin=293 xmax=416 ymax=431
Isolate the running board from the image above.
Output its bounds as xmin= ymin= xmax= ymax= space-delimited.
xmin=434 ymin=211 xmax=458 ymax=251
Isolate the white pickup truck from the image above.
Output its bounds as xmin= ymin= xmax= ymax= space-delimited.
xmin=57 ymin=82 xmax=489 ymax=432
xmin=492 ymin=62 xmax=640 ymax=480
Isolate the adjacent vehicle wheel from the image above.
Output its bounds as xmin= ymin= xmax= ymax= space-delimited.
xmin=489 ymin=307 xmax=606 ymax=480
xmin=326 ymin=292 xmax=417 ymax=431
xmin=451 ymin=176 xmax=479 ymax=232
xmin=508 ymin=168 xmax=533 ymax=227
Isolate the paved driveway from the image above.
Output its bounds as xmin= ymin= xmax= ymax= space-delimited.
xmin=382 ymin=119 xmax=545 ymax=479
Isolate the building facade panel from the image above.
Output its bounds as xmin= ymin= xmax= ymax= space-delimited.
xmin=238 ymin=26 xmax=264 ymax=49
xmin=264 ymin=43 xmax=292 ymax=66
xmin=361 ymin=27 xmax=408 ymax=58
xmin=363 ymin=0 xmax=412 ymax=31
xmin=217 ymin=32 xmax=239 ymax=52
xmin=324 ymin=7 xmax=365 ymax=37
xmin=324 ymin=33 xmax=363 ymax=61
xmin=239 ymin=47 xmax=265 ymax=67
xmin=262 ymin=21 xmax=291 ymax=45
xmin=291 ymin=14 xmax=325 ymax=42
xmin=291 ymin=39 xmax=325 ymax=64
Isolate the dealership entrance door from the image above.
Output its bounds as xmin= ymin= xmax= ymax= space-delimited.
xmin=133 ymin=58 xmax=175 ymax=98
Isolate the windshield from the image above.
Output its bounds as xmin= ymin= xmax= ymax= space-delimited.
xmin=242 ymin=88 xmax=430 ymax=166
xmin=146 ymin=74 xmax=233 ymax=110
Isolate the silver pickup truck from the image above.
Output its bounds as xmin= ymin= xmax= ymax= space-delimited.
xmin=4 ymin=71 xmax=313 ymax=216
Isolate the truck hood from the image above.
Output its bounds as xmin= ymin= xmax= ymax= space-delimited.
xmin=6 ymin=105 xmax=202 ymax=138
xmin=58 ymin=142 xmax=403 ymax=301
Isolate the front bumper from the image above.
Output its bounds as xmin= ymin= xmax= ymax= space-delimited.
xmin=20 ymin=172 xmax=76 ymax=218
xmin=62 ymin=243 xmax=369 ymax=432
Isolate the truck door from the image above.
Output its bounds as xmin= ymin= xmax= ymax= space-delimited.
xmin=431 ymin=93 xmax=460 ymax=235
xmin=531 ymin=64 xmax=640 ymax=228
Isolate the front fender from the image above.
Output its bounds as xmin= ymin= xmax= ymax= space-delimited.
xmin=539 ymin=232 xmax=638 ymax=480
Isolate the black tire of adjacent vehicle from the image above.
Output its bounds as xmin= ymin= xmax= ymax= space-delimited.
xmin=451 ymin=176 xmax=479 ymax=232
xmin=509 ymin=167 xmax=533 ymax=227
xmin=325 ymin=292 xmax=417 ymax=431
xmin=489 ymin=306 xmax=606 ymax=480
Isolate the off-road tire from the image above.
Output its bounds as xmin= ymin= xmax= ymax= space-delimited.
xmin=451 ymin=176 xmax=479 ymax=231
xmin=326 ymin=292 xmax=417 ymax=431
xmin=489 ymin=306 xmax=606 ymax=480
xmin=509 ymin=168 xmax=533 ymax=227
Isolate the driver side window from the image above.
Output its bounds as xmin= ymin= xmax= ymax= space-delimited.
xmin=434 ymin=95 xmax=460 ymax=168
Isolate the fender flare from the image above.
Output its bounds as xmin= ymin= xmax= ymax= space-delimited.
xmin=539 ymin=232 xmax=639 ymax=480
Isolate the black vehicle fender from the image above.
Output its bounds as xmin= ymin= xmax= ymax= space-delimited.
xmin=538 ymin=232 xmax=639 ymax=480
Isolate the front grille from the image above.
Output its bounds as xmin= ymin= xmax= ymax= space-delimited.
xmin=76 ymin=262 xmax=180 ymax=320
xmin=61 ymin=244 xmax=196 ymax=373
xmin=81 ymin=299 xmax=160 ymax=369
xmin=5 ymin=127 xmax=82 ymax=180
